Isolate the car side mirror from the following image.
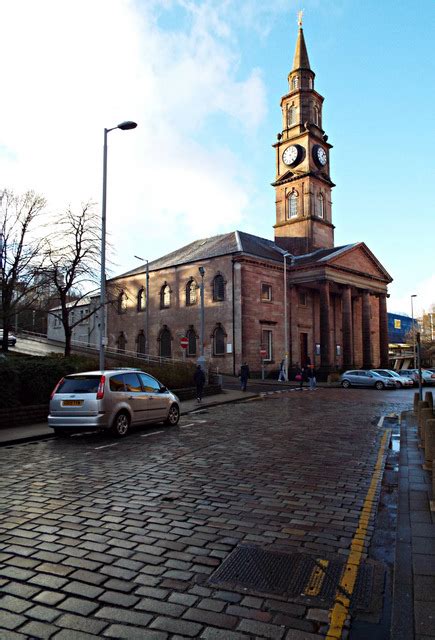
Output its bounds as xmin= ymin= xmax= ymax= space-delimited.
xmin=159 ymin=386 xmax=167 ymax=393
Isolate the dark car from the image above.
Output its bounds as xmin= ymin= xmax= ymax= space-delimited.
xmin=0 ymin=330 xmax=17 ymax=346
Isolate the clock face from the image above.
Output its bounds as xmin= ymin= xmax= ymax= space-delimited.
xmin=315 ymin=145 xmax=327 ymax=166
xmin=282 ymin=145 xmax=301 ymax=167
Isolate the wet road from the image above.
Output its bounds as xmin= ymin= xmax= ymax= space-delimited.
xmin=0 ymin=387 xmax=413 ymax=638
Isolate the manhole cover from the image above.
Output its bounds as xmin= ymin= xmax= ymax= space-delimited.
xmin=208 ymin=544 xmax=385 ymax=614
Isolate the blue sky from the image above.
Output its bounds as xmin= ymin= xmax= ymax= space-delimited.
xmin=1 ymin=0 xmax=434 ymax=315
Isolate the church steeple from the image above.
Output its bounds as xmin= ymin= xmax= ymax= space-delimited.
xmin=272 ymin=17 xmax=335 ymax=256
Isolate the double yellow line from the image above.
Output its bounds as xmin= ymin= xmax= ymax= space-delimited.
xmin=325 ymin=428 xmax=391 ymax=639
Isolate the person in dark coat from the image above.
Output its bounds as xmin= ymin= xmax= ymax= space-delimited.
xmin=239 ymin=362 xmax=250 ymax=391
xmin=194 ymin=365 xmax=206 ymax=403
xmin=295 ymin=365 xmax=305 ymax=390
xmin=307 ymin=364 xmax=317 ymax=390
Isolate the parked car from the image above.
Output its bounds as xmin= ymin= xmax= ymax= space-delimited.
xmin=340 ymin=370 xmax=397 ymax=390
xmin=372 ymin=369 xmax=414 ymax=388
xmin=0 ymin=329 xmax=17 ymax=346
xmin=48 ymin=369 xmax=180 ymax=437
xmin=397 ymin=369 xmax=420 ymax=386
xmin=398 ymin=369 xmax=435 ymax=386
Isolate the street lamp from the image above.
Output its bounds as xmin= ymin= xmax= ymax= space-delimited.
xmin=283 ymin=252 xmax=291 ymax=381
xmin=198 ymin=267 xmax=205 ymax=359
xmin=411 ymin=294 xmax=417 ymax=369
xmin=99 ymin=120 xmax=137 ymax=371
xmin=134 ymin=255 xmax=149 ymax=359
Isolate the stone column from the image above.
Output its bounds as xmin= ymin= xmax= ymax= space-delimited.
xmin=378 ymin=293 xmax=389 ymax=368
xmin=362 ymin=290 xmax=372 ymax=369
xmin=342 ymin=285 xmax=353 ymax=368
xmin=319 ymin=281 xmax=332 ymax=370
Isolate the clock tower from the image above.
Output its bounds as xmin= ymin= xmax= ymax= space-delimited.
xmin=273 ymin=19 xmax=335 ymax=255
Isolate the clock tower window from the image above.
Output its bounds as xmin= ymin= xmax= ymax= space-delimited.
xmin=287 ymin=104 xmax=297 ymax=127
xmin=316 ymin=193 xmax=324 ymax=219
xmin=291 ymin=76 xmax=299 ymax=90
xmin=288 ymin=191 xmax=299 ymax=219
xmin=313 ymin=105 xmax=320 ymax=127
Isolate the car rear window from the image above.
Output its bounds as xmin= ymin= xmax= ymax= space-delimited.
xmin=57 ymin=376 xmax=101 ymax=394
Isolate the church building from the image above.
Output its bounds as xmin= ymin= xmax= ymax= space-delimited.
xmin=106 ymin=23 xmax=392 ymax=376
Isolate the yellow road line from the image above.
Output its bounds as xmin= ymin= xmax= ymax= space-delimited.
xmin=325 ymin=428 xmax=391 ymax=639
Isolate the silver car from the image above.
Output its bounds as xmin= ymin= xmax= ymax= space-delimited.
xmin=48 ymin=369 xmax=180 ymax=436
xmin=372 ymin=369 xmax=414 ymax=388
xmin=340 ymin=370 xmax=397 ymax=390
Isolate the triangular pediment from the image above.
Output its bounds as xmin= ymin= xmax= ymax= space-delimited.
xmin=326 ymin=243 xmax=392 ymax=282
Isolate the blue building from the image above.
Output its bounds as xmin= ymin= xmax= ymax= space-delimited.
xmin=387 ymin=312 xmax=417 ymax=344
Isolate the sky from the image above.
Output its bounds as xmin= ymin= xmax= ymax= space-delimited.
xmin=1 ymin=0 xmax=434 ymax=317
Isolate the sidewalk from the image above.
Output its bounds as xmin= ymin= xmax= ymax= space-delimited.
xmin=0 ymin=389 xmax=257 ymax=446
xmin=392 ymin=409 xmax=435 ymax=640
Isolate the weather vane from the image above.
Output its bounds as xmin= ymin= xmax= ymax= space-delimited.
xmin=298 ymin=9 xmax=304 ymax=27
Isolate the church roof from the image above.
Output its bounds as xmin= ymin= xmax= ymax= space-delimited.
xmin=113 ymin=230 xmax=356 ymax=280
xmin=292 ymin=27 xmax=311 ymax=71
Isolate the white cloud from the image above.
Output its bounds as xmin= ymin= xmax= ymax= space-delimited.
xmin=0 ymin=0 xmax=268 ymax=272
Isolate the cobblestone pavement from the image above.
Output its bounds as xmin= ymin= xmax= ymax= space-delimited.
xmin=0 ymin=388 xmax=413 ymax=639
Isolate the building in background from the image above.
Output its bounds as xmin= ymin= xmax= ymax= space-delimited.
xmin=106 ymin=22 xmax=392 ymax=376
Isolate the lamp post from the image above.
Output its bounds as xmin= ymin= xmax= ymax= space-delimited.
xmin=134 ymin=255 xmax=149 ymax=360
xmin=198 ymin=267 xmax=205 ymax=359
xmin=411 ymin=294 xmax=417 ymax=369
xmin=99 ymin=120 xmax=137 ymax=371
xmin=283 ymin=252 xmax=291 ymax=381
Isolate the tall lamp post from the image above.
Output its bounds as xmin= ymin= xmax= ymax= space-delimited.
xmin=411 ymin=294 xmax=417 ymax=369
xmin=198 ymin=267 xmax=205 ymax=359
xmin=99 ymin=120 xmax=137 ymax=371
xmin=283 ymin=252 xmax=291 ymax=381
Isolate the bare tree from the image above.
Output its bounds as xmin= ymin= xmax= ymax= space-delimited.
xmin=45 ymin=203 xmax=102 ymax=356
xmin=0 ymin=189 xmax=48 ymax=351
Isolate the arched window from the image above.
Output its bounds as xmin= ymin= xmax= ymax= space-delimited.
xmin=137 ymin=287 xmax=145 ymax=312
xmin=291 ymin=76 xmax=299 ymax=90
xmin=137 ymin=331 xmax=146 ymax=356
xmin=317 ymin=193 xmax=324 ymax=219
xmin=288 ymin=191 xmax=298 ymax=219
xmin=159 ymin=326 xmax=172 ymax=358
xmin=309 ymin=77 xmax=313 ymax=89
xmin=213 ymin=324 xmax=226 ymax=356
xmin=287 ymin=105 xmax=296 ymax=127
xmin=213 ymin=274 xmax=225 ymax=302
xmin=117 ymin=291 xmax=127 ymax=314
xmin=186 ymin=279 xmax=197 ymax=306
xmin=117 ymin=331 xmax=126 ymax=353
xmin=313 ymin=105 xmax=320 ymax=127
xmin=160 ymin=284 xmax=171 ymax=309
xmin=186 ymin=326 xmax=197 ymax=356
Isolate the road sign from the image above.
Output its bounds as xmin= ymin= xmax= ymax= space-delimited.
xmin=260 ymin=349 xmax=267 ymax=357
xmin=180 ymin=337 xmax=189 ymax=349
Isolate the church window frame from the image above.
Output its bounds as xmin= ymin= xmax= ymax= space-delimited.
xmin=287 ymin=104 xmax=297 ymax=127
xmin=186 ymin=326 xmax=197 ymax=357
xmin=313 ymin=104 xmax=321 ymax=128
xmin=298 ymin=290 xmax=307 ymax=306
xmin=160 ymin=283 xmax=171 ymax=309
xmin=158 ymin=325 xmax=172 ymax=358
xmin=185 ymin=278 xmax=197 ymax=306
xmin=117 ymin=331 xmax=127 ymax=354
xmin=137 ymin=287 xmax=145 ymax=312
xmin=136 ymin=330 xmax=146 ymax=356
xmin=212 ymin=323 xmax=226 ymax=356
xmin=261 ymin=329 xmax=273 ymax=362
xmin=317 ymin=192 xmax=325 ymax=219
xmin=288 ymin=190 xmax=299 ymax=219
xmin=291 ymin=75 xmax=299 ymax=91
xmin=117 ymin=290 xmax=128 ymax=314
xmin=213 ymin=274 xmax=225 ymax=302
xmin=261 ymin=283 xmax=272 ymax=302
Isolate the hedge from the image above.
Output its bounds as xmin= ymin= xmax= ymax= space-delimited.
xmin=0 ymin=354 xmax=197 ymax=409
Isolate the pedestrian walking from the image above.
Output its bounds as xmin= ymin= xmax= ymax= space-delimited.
xmin=295 ymin=365 xmax=305 ymax=390
xmin=194 ymin=364 xmax=206 ymax=403
xmin=239 ymin=362 xmax=250 ymax=391
xmin=307 ymin=365 xmax=317 ymax=390
xmin=278 ymin=359 xmax=286 ymax=382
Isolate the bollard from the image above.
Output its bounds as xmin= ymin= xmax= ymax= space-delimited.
xmin=424 ymin=418 xmax=435 ymax=470
xmin=413 ymin=392 xmax=420 ymax=415
xmin=417 ymin=401 xmax=430 ymax=442
xmin=420 ymin=407 xmax=433 ymax=448
xmin=424 ymin=391 xmax=433 ymax=410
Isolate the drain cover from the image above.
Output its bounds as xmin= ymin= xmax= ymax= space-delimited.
xmin=208 ymin=544 xmax=385 ymax=615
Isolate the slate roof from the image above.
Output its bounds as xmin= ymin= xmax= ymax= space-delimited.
xmin=113 ymin=229 xmax=357 ymax=281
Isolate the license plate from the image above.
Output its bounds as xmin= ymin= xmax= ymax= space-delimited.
xmin=63 ymin=400 xmax=83 ymax=406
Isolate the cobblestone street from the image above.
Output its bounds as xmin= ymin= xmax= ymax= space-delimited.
xmin=0 ymin=388 xmax=413 ymax=639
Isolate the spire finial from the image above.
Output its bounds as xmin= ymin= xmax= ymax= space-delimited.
xmin=298 ymin=9 xmax=304 ymax=28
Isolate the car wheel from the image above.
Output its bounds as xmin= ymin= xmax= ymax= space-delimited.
xmin=375 ymin=381 xmax=384 ymax=390
xmin=164 ymin=403 xmax=180 ymax=426
xmin=398 ymin=381 xmax=403 ymax=388
xmin=111 ymin=411 xmax=130 ymax=437
xmin=341 ymin=380 xmax=351 ymax=389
